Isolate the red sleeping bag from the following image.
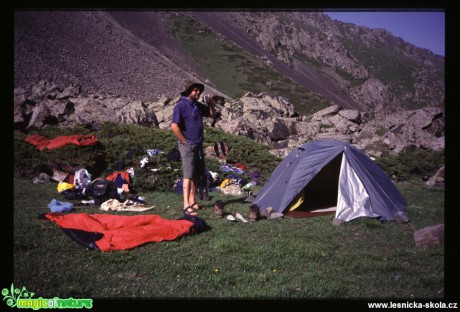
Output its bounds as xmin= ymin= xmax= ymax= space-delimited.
xmin=44 ymin=213 xmax=196 ymax=251
xmin=25 ymin=134 xmax=98 ymax=150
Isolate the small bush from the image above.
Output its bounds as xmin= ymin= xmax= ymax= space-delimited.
xmin=14 ymin=127 xmax=108 ymax=178
xmin=376 ymin=149 xmax=444 ymax=181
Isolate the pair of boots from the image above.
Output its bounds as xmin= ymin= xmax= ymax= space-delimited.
xmin=214 ymin=200 xmax=225 ymax=218
xmin=214 ymin=201 xmax=260 ymax=222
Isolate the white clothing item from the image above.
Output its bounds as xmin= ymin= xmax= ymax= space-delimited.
xmin=226 ymin=214 xmax=236 ymax=221
xmin=235 ymin=213 xmax=248 ymax=223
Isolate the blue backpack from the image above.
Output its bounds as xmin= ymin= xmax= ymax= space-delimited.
xmin=173 ymin=177 xmax=183 ymax=194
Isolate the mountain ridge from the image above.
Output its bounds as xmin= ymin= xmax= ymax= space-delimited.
xmin=14 ymin=10 xmax=444 ymax=115
xmin=13 ymin=10 xmax=445 ymax=157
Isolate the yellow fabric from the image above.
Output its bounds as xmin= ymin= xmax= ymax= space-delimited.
xmin=57 ymin=181 xmax=75 ymax=193
xmin=289 ymin=191 xmax=304 ymax=211
xmin=220 ymin=178 xmax=232 ymax=189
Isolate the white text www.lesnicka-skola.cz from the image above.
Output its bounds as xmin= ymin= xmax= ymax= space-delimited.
xmin=368 ymin=301 xmax=458 ymax=309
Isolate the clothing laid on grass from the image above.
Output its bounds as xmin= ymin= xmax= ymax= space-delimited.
xmin=99 ymin=199 xmax=155 ymax=212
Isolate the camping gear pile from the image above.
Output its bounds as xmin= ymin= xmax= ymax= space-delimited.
xmin=47 ymin=165 xmax=140 ymax=209
xmin=171 ymin=141 xmax=261 ymax=200
xmin=42 ymin=165 xmax=211 ymax=251
xmin=32 ymin=137 xmax=414 ymax=252
xmin=38 ymin=139 xmax=410 ymax=225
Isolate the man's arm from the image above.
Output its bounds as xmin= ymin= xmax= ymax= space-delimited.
xmin=204 ymin=95 xmax=216 ymax=118
xmin=208 ymin=98 xmax=216 ymax=118
xmin=171 ymin=123 xmax=187 ymax=144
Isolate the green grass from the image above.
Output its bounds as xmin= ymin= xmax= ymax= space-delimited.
xmin=11 ymin=125 xmax=446 ymax=305
xmin=13 ymin=174 xmax=444 ymax=300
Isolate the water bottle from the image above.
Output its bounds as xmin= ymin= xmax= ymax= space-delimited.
xmin=243 ymin=181 xmax=256 ymax=190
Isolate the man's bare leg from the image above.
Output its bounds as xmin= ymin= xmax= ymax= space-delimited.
xmin=182 ymin=178 xmax=192 ymax=208
xmin=188 ymin=177 xmax=197 ymax=208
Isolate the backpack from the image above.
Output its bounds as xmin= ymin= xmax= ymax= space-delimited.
xmin=167 ymin=148 xmax=181 ymax=162
xmin=73 ymin=168 xmax=91 ymax=190
xmin=173 ymin=177 xmax=183 ymax=194
xmin=91 ymin=179 xmax=119 ymax=206
xmin=105 ymin=171 xmax=132 ymax=193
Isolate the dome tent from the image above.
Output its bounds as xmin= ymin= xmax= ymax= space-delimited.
xmin=253 ymin=140 xmax=409 ymax=223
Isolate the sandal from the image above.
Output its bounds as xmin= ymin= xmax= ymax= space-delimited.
xmin=191 ymin=202 xmax=205 ymax=211
xmin=183 ymin=206 xmax=198 ymax=216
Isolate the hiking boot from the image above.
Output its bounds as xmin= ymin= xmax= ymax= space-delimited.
xmin=214 ymin=200 xmax=224 ymax=218
xmin=249 ymin=204 xmax=260 ymax=222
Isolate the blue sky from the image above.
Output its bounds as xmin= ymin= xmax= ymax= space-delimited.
xmin=324 ymin=10 xmax=445 ymax=56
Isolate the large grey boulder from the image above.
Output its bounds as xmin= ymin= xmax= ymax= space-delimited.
xmin=414 ymin=224 xmax=444 ymax=248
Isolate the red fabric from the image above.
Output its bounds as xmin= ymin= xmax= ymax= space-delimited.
xmin=25 ymin=134 xmax=98 ymax=150
xmin=235 ymin=162 xmax=248 ymax=171
xmin=45 ymin=213 xmax=194 ymax=251
xmin=25 ymin=134 xmax=51 ymax=150
xmin=106 ymin=171 xmax=131 ymax=184
xmin=46 ymin=135 xmax=98 ymax=150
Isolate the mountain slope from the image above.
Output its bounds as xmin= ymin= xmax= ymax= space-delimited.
xmin=187 ymin=11 xmax=363 ymax=110
xmin=14 ymin=10 xmax=444 ymax=116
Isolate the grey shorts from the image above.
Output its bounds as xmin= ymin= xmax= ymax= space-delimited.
xmin=178 ymin=142 xmax=206 ymax=179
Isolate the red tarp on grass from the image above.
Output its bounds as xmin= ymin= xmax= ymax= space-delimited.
xmin=44 ymin=213 xmax=196 ymax=251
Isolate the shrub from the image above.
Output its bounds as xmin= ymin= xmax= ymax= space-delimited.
xmin=376 ymin=149 xmax=444 ymax=181
xmin=14 ymin=127 xmax=108 ymax=178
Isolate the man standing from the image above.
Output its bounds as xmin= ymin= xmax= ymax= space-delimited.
xmin=171 ymin=82 xmax=216 ymax=216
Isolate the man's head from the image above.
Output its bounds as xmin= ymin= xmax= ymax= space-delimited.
xmin=181 ymin=82 xmax=205 ymax=97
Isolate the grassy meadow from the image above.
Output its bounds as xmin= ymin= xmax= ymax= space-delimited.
xmin=10 ymin=124 xmax=448 ymax=310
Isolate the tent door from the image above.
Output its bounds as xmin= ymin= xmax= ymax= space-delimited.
xmin=335 ymin=154 xmax=378 ymax=221
xmin=285 ymin=153 xmax=342 ymax=217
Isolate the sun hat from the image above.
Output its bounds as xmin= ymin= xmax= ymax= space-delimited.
xmin=181 ymin=82 xmax=205 ymax=96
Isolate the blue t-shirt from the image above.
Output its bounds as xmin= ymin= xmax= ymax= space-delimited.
xmin=171 ymin=96 xmax=210 ymax=145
